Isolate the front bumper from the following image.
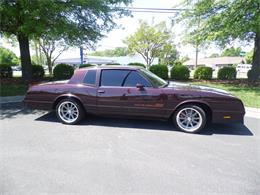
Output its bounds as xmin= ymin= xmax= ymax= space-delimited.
xmin=212 ymin=110 xmax=245 ymax=124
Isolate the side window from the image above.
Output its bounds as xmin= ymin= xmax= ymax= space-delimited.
xmin=83 ymin=70 xmax=96 ymax=85
xmin=100 ymin=70 xmax=130 ymax=86
xmin=124 ymin=71 xmax=152 ymax=87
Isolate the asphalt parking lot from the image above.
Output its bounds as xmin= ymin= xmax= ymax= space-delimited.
xmin=1 ymin=103 xmax=260 ymax=195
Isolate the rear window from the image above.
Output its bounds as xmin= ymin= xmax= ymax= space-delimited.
xmin=100 ymin=70 xmax=130 ymax=86
xmin=83 ymin=70 xmax=96 ymax=85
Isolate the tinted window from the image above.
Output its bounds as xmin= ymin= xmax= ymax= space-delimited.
xmin=101 ymin=70 xmax=130 ymax=86
xmin=140 ymin=69 xmax=167 ymax=87
xmin=83 ymin=70 xmax=96 ymax=85
xmin=124 ymin=71 xmax=152 ymax=87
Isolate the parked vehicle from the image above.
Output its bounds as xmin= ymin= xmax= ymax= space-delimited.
xmin=236 ymin=64 xmax=252 ymax=73
xmin=24 ymin=66 xmax=245 ymax=133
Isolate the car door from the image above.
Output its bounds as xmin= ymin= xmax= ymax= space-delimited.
xmin=122 ymin=70 xmax=167 ymax=117
xmin=96 ymin=69 xmax=131 ymax=115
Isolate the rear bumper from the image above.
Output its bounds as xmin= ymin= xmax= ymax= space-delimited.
xmin=212 ymin=110 xmax=245 ymax=124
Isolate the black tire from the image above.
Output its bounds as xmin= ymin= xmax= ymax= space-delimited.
xmin=173 ymin=105 xmax=206 ymax=133
xmin=55 ymin=98 xmax=84 ymax=125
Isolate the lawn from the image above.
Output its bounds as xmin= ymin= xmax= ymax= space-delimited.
xmin=192 ymin=82 xmax=260 ymax=108
xmin=0 ymin=84 xmax=28 ymax=97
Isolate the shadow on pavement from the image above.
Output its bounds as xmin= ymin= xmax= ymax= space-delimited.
xmin=0 ymin=103 xmax=46 ymax=119
xmin=35 ymin=111 xmax=253 ymax=136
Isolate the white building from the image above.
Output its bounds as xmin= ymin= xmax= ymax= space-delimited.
xmin=55 ymin=54 xmax=159 ymax=66
xmin=184 ymin=57 xmax=245 ymax=70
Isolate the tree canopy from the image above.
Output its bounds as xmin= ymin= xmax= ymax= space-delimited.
xmin=0 ymin=46 xmax=19 ymax=65
xmin=221 ymin=47 xmax=242 ymax=57
xmin=0 ymin=0 xmax=132 ymax=82
xmin=178 ymin=0 xmax=260 ymax=81
xmin=124 ymin=21 xmax=173 ymax=68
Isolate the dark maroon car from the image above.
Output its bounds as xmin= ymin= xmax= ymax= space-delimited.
xmin=24 ymin=66 xmax=245 ymax=133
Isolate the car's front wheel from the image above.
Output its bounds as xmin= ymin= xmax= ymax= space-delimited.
xmin=56 ymin=98 xmax=84 ymax=125
xmin=173 ymin=105 xmax=206 ymax=133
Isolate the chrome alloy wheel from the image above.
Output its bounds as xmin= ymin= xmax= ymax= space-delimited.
xmin=58 ymin=101 xmax=79 ymax=123
xmin=176 ymin=108 xmax=203 ymax=132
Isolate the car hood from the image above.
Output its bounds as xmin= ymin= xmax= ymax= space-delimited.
xmin=166 ymin=82 xmax=233 ymax=96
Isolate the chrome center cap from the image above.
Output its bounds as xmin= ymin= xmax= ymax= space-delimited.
xmin=68 ymin=110 xmax=72 ymax=114
xmin=187 ymin=117 xmax=191 ymax=121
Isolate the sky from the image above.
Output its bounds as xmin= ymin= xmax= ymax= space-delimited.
xmin=0 ymin=0 xmax=253 ymax=60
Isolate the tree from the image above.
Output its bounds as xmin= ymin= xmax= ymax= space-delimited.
xmin=0 ymin=46 xmax=19 ymax=65
xmin=0 ymin=0 xmax=131 ymax=83
xmin=221 ymin=47 xmax=242 ymax=57
xmin=179 ymin=0 xmax=260 ymax=81
xmin=38 ymin=36 xmax=68 ymax=74
xmin=208 ymin=53 xmax=220 ymax=58
xmin=124 ymin=21 xmax=172 ymax=68
xmin=91 ymin=47 xmax=128 ymax=57
xmin=159 ymin=45 xmax=179 ymax=66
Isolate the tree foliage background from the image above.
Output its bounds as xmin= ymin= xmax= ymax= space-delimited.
xmin=178 ymin=0 xmax=260 ymax=81
xmin=124 ymin=21 xmax=173 ymax=68
xmin=0 ymin=0 xmax=132 ymax=82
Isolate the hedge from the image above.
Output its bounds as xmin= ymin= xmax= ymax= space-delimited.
xmin=53 ymin=63 xmax=74 ymax=80
xmin=149 ymin=64 xmax=168 ymax=79
xmin=194 ymin=67 xmax=213 ymax=80
xmin=171 ymin=65 xmax=190 ymax=80
xmin=106 ymin=63 xmax=121 ymax=65
xmin=32 ymin=65 xmax=45 ymax=79
xmin=128 ymin=62 xmax=146 ymax=68
xmin=0 ymin=64 xmax=13 ymax=78
xmin=217 ymin=67 xmax=236 ymax=80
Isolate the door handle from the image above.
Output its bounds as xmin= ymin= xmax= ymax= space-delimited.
xmin=98 ymin=89 xmax=105 ymax=93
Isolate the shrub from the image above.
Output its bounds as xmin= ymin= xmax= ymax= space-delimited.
xmin=128 ymin=62 xmax=146 ymax=68
xmin=149 ymin=64 xmax=168 ymax=79
xmin=53 ymin=63 xmax=74 ymax=80
xmin=0 ymin=64 xmax=13 ymax=78
xmin=32 ymin=65 xmax=45 ymax=79
xmin=171 ymin=65 xmax=190 ymax=80
xmin=79 ymin=64 xmax=95 ymax=68
xmin=194 ymin=67 xmax=213 ymax=80
xmin=217 ymin=67 xmax=236 ymax=80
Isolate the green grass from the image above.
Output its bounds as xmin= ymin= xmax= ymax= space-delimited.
xmin=0 ymin=84 xmax=28 ymax=97
xmin=192 ymin=82 xmax=260 ymax=108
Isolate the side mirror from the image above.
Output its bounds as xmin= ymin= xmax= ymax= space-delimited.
xmin=136 ymin=83 xmax=144 ymax=90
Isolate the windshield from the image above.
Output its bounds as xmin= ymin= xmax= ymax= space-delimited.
xmin=140 ymin=69 xmax=168 ymax=87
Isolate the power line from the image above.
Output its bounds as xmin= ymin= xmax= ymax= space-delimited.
xmin=129 ymin=10 xmax=180 ymax=14
xmin=121 ymin=7 xmax=188 ymax=11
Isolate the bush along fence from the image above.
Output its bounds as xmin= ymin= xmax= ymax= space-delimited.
xmin=149 ymin=64 xmax=168 ymax=80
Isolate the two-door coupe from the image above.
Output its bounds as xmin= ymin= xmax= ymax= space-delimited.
xmin=24 ymin=66 xmax=245 ymax=133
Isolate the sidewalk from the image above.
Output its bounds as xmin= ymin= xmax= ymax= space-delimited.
xmin=0 ymin=95 xmax=259 ymax=119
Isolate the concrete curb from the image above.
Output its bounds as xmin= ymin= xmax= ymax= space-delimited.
xmin=0 ymin=95 xmax=25 ymax=104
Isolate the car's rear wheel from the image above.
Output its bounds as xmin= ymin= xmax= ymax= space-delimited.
xmin=56 ymin=98 xmax=84 ymax=125
xmin=173 ymin=105 xmax=206 ymax=133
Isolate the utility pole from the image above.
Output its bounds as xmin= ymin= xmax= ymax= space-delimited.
xmin=195 ymin=44 xmax=199 ymax=69
xmin=80 ymin=47 xmax=84 ymax=65
xmin=194 ymin=15 xmax=201 ymax=69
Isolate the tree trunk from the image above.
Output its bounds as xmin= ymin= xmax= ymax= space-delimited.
xmin=249 ymin=32 xmax=260 ymax=82
xmin=47 ymin=57 xmax=53 ymax=75
xmin=17 ymin=34 xmax=32 ymax=84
